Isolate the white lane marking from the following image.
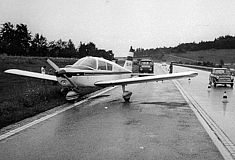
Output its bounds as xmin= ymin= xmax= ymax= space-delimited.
xmin=160 ymin=66 xmax=234 ymax=159
xmin=0 ymin=86 xmax=117 ymax=141
xmin=173 ymin=79 xmax=234 ymax=160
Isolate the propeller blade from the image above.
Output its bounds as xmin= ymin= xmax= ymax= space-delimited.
xmin=47 ymin=59 xmax=79 ymax=92
xmin=47 ymin=59 xmax=60 ymax=71
xmin=63 ymin=75 xmax=79 ymax=92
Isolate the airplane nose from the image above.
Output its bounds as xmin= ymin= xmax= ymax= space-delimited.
xmin=56 ymin=69 xmax=66 ymax=76
xmin=58 ymin=69 xmax=66 ymax=74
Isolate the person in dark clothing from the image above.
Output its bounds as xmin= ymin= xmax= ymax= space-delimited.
xmin=169 ymin=63 xmax=173 ymax=74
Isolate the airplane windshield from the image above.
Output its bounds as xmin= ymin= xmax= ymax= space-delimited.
xmin=97 ymin=60 xmax=113 ymax=71
xmin=71 ymin=57 xmax=97 ymax=70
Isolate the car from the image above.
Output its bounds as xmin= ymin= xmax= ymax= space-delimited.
xmin=139 ymin=59 xmax=154 ymax=73
xmin=161 ymin=62 xmax=167 ymax=66
xmin=209 ymin=68 xmax=234 ymax=88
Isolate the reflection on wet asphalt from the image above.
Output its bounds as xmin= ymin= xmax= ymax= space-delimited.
xmin=174 ymin=65 xmax=235 ymax=145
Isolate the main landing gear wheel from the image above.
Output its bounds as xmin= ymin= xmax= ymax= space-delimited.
xmin=122 ymin=85 xmax=132 ymax=102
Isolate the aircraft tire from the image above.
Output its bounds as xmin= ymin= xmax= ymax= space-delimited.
xmin=124 ymin=97 xmax=130 ymax=102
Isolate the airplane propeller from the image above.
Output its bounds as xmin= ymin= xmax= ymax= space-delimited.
xmin=47 ymin=59 xmax=79 ymax=92
xmin=47 ymin=59 xmax=60 ymax=72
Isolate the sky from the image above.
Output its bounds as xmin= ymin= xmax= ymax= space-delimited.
xmin=1 ymin=0 xmax=235 ymax=57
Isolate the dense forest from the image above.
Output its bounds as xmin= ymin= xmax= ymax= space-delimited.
xmin=173 ymin=35 xmax=235 ymax=52
xmin=0 ymin=22 xmax=114 ymax=60
xmin=1 ymin=22 xmax=235 ymax=61
xmin=135 ymin=35 xmax=235 ymax=57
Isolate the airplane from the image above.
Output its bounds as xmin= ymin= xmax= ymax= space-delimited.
xmin=4 ymin=51 xmax=198 ymax=102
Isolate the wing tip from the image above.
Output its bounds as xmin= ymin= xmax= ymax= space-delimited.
xmin=4 ymin=69 xmax=16 ymax=73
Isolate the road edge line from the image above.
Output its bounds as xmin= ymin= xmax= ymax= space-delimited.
xmin=0 ymin=86 xmax=117 ymax=141
xmin=173 ymin=79 xmax=234 ymax=160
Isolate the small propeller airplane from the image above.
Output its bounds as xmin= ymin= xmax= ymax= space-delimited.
xmin=4 ymin=51 xmax=198 ymax=102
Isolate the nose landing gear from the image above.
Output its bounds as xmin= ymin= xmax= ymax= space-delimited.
xmin=66 ymin=90 xmax=79 ymax=101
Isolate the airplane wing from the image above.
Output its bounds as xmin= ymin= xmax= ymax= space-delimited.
xmin=4 ymin=69 xmax=57 ymax=81
xmin=95 ymin=71 xmax=198 ymax=87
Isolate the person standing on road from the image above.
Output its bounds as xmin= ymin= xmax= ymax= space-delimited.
xmin=41 ymin=66 xmax=46 ymax=74
xmin=169 ymin=63 xmax=173 ymax=74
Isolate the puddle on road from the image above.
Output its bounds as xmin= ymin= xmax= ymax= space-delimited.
xmin=140 ymin=101 xmax=188 ymax=109
xmin=108 ymin=99 xmax=120 ymax=103
xmin=89 ymin=94 xmax=110 ymax=99
xmin=124 ymin=118 xmax=141 ymax=125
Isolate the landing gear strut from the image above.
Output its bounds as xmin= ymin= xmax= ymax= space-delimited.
xmin=122 ymin=85 xmax=132 ymax=102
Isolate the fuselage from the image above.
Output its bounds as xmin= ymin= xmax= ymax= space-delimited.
xmin=57 ymin=56 xmax=132 ymax=87
xmin=57 ymin=72 xmax=132 ymax=87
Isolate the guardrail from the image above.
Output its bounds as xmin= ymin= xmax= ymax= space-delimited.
xmin=174 ymin=64 xmax=213 ymax=72
xmin=174 ymin=64 xmax=235 ymax=76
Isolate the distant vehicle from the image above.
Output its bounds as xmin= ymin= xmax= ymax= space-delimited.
xmin=139 ymin=59 xmax=154 ymax=73
xmin=209 ymin=68 xmax=234 ymax=88
xmin=161 ymin=62 xmax=167 ymax=66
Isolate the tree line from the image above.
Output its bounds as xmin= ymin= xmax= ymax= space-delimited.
xmin=173 ymin=35 xmax=235 ymax=53
xmin=135 ymin=35 xmax=235 ymax=57
xmin=0 ymin=22 xmax=114 ymax=60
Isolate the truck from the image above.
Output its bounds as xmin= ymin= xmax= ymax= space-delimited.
xmin=139 ymin=59 xmax=154 ymax=73
xmin=209 ymin=68 xmax=234 ymax=88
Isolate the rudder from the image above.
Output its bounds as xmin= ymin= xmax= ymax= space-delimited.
xmin=123 ymin=47 xmax=134 ymax=71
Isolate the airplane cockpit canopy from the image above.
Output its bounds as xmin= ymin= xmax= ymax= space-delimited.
xmin=70 ymin=57 xmax=113 ymax=71
xmin=71 ymin=57 xmax=97 ymax=70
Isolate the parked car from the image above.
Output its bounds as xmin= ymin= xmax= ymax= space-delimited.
xmin=139 ymin=59 xmax=154 ymax=73
xmin=209 ymin=68 xmax=234 ymax=88
xmin=161 ymin=62 xmax=167 ymax=67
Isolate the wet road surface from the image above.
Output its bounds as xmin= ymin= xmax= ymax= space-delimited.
xmin=0 ymin=65 xmax=223 ymax=160
xmin=170 ymin=65 xmax=235 ymax=158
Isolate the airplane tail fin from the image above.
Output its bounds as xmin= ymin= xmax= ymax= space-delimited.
xmin=123 ymin=49 xmax=134 ymax=72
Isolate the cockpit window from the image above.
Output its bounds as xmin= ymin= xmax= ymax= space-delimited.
xmin=107 ymin=63 xmax=112 ymax=71
xmin=71 ymin=57 xmax=97 ymax=70
xmin=98 ymin=60 xmax=106 ymax=70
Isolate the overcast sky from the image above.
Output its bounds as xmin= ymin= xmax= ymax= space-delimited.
xmin=1 ymin=0 xmax=235 ymax=56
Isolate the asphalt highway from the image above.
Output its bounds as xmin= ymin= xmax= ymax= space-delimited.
xmin=0 ymin=64 xmax=225 ymax=160
xmin=171 ymin=64 xmax=235 ymax=159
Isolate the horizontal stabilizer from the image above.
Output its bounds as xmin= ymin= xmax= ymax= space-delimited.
xmin=95 ymin=71 xmax=198 ymax=87
xmin=4 ymin=69 xmax=57 ymax=81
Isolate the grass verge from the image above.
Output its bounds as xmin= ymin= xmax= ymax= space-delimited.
xmin=0 ymin=56 xmax=99 ymax=129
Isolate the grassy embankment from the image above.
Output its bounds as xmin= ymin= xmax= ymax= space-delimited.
xmin=0 ymin=56 xmax=100 ymax=129
xmin=175 ymin=49 xmax=235 ymax=64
